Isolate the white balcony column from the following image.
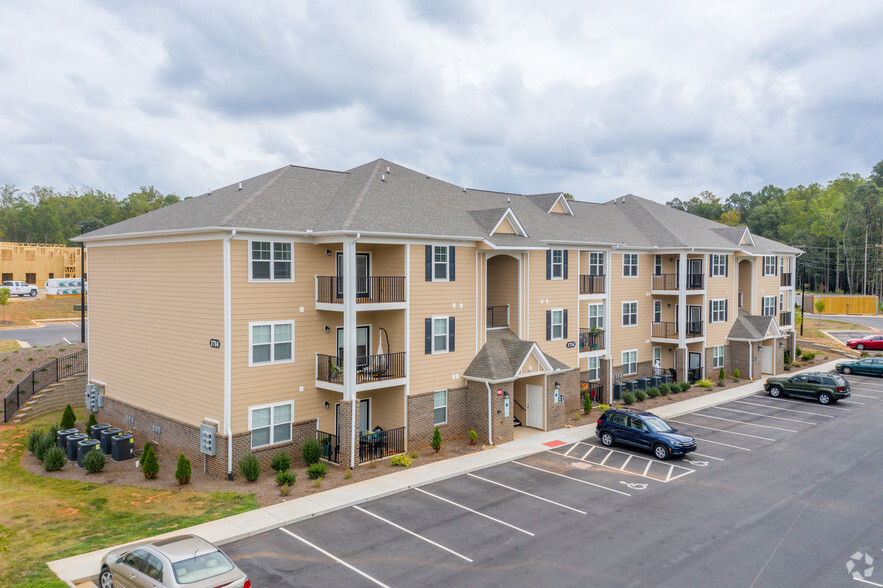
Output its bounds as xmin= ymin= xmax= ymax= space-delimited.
xmin=678 ymin=252 xmax=687 ymax=347
xmin=342 ymin=239 xmax=357 ymax=402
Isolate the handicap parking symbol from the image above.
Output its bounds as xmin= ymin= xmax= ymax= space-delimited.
xmin=685 ymin=459 xmax=708 ymax=466
xmin=620 ymin=481 xmax=648 ymax=490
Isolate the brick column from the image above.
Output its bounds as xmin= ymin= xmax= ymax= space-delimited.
xmin=337 ymin=399 xmax=357 ymax=468
xmin=600 ymin=357 xmax=612 ymax=404
xmin=675 ymin=348 xmax=687 ymax=383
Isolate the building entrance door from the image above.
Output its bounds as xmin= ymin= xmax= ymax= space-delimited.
xmin=526 ymin=385 xmax=543 ymax=429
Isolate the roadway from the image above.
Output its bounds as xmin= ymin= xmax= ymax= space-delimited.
xmin=0 ymin=320 xmax=87 ymax=347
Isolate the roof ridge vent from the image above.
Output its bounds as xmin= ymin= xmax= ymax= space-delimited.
xmin=381 ymin=174 xmax=386 ymax=182
xmin=238 ymin=182 xmax=242 ymax=191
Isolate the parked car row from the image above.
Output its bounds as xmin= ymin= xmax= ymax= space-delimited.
xmin=1 ymin=280 xmax=37 ymax=297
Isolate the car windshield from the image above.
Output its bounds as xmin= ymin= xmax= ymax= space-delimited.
xmin=172 ymin=551 xmax=235 ymax=584
xmin=643 ymin=416 xmax=673 ymax=432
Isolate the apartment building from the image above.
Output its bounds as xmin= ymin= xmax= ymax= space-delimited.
xmin=78 ymin=159 xmax=799 ymax=477
xmin=0 ymin=241 xmax=84 ymax=285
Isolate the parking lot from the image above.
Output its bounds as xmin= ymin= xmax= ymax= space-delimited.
xmin=224 ymin=372 xmax=883 ymax=587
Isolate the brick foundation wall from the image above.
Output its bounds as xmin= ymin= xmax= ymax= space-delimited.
xmin=551 ymin=370 xmax=578 ymax=429
xmin=675 ymin=349 xmax=687 ymax=383
xmin=408 ymin=386 xmax=469 ymax=452
xmin=729 ymin=340 xmax=752 ymax=380
xmin=11 ymin=373 xmax=87 ymax=423
xmin=600 ymin=357 xmax=611 ymax=404
xmin=490 ymin=381 xmax=514 ymax=445
xmin=466 ymin=380 xmax=490 ymax=446
xmin=704 ymin=345 xmax=731 ymax=381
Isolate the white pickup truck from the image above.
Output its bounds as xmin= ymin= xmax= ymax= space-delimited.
xmin=1 ymin=280 xmax=38 ymax=297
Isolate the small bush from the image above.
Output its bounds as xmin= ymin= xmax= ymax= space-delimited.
xmin=634 ymin=390 xmax=647 ymax=402
xmin=646 ymin=387 xmax=660 ymax=398
xmin=430 ymin=427 xmax=442 ymax=453
xmin=27 ymin=428 xmax=45 ymax=453
xmin=583 ymin=394 xmax=592 ymax=414
xmin=801 ymin=351 xmax=815 ymax=361
xmin=718 ymin=379 xmax=725 ymax=387
xmin=83 ymin=449 xmax=106 ymax=473
xmin=733 ymin=369 xmax=741 ymax=380
xmin=34 ymin=433 xmax=56 ymax=462
xmin=276 ymin=470 xmax=297 ymax=485
xmin=313 ymin=479 xmax=321 ymax=488
xmin=657 ymin=384 xmax=670 ymax=395
xmin=307 ymin=462 xmax=328 ymax=479
xmin=302 ymin=439 xmax=321 ymax=465
xmin=408 ymin=450 xmax=419 ymax=459
xmin=696 ymin=379 xmax=713 ymax=388
xmin=141 ymin=442 xmax=159 ymax=480
xmin=42 ymin=447 xmax=66 ymax=472
xmin=270 ymin=451 xmax=292 ymax=473
xmin=573 ymin=413 xmax=581 ymax=420
xmin=344 ymin=470 xmax=352 ymax=480
xmin=795 ymin=347 xmax=803 ymax=358
xmin=85 ymin=413 xmax=97 ymax=436
xmin=469 ymin=430 xmax=478 ymax=445
xmin=718 ymin=368 xmax=725 ymax=381
xmin=597 ymin=404 xmax=610 ymax=411
xmin=238 ymin=454 xmax=261 ymax=482
xmin=59 ymin=405 xmax=76 ymax=430
xmin=622 ymin=392 xmax=636 ymax=404
xmin=175 ymin=454 xmax=192 ymax=485
xmin=5 ymin=379 xmax=12 ymax=383
xmin=389 ymin=453 xmax=413 ymax=467
xmin=280 ymin=483 xmax=291 ymax=497
xmin=679 ymin=382 xmax=692 ymax=392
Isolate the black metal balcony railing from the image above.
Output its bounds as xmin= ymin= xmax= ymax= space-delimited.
xmin=316 ymin=430 xmax=340 ymax=464
xmin=579 ymin=328 xmax=604 ymax=352
xmin=487 ymin=305 xmax=510 ymax=328
xmin=651 ymin=322 xmax=703 ymax=338
xmin=4 ymin=350 xmax=88 ymax=422
xmin=316 ymin=352 xmax=406 ymax=384
xmin=359 ymin=426 xmax=405 ymax=463
xmin=579 ymin=274 xmax=605 ymax=294
xmin=316 ymin=276 xmax=406 ymax=304
xmin=780 ymin=273 xmax=792 ymax=287
xmin=580 ymin=381 xmax=604 ymax=403
xmin=779 ymin=311 xmax=792 ymax=326
xmin=651 ymin=273 xmax=704 ymax=290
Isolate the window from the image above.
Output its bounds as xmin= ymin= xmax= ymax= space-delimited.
xmin=433 ymin=390 xmax=447 ymax=425
xmin=710 ymin=254 xmax=728 ymax=277
xmin=426 ymin=316 xmax=455 ymax=354
xmin=653 ymin=346 xmax=662 ymax=366
xmin=622 ymin=350 xmax=638 ymax=375
xmin=779 ymin=293 xmax=784 ymax=312
xmin=653 ymin=300 xmax=661 ymax=323
xmin=426 ymin=245 xmax=455 ymax=281
xmin=250 ymin=321 xmax=294 ymax=365
xmin=550 ymin=309 xmax=564 ymax=340
xmin=588 ymin=252 xmax=604 ymax=275
xmin=654 ymin=255 xmax=662 ymax=276
xmin=142 ymin=554 xmax=163 ymax=582
xmin=762 ymin=296 xmax=777 ymax=316
xmin=434 ymin=246 xmax=448 ymax=280
xmin=710 ymin=299 xmax=728 ymax=323
xmin=550 ymin=249 xmax=564 ymax=279
xmin=712 ymin=345 xmax=725 ymax=368
xmin=587 ymin=356 xmax=600 ymax=381
xmin=250 ymin=240 xmax=292 ymax=281
xmin=249 ymin=401 xmax=293 ymax=448
xmin=763 ymin=256 xmax=777 ymax=276
xmin=622 ymin=253 xmax=638 ymax=277
xmin=588 ymin=303 xmax=604 ymax=330
xmin=622 ymin=301 xmax=638 ymax=327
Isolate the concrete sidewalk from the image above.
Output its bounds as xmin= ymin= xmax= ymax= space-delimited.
xmin=48 ymin=359 xmax=842 ymax=587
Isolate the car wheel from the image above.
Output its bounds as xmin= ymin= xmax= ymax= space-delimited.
xmin=30 ymin=290 xmax=37 ymax=297
xmin=857 ymin=343 xmax=865 ymax=350
xmin=99 ymin=566 xmax=114 ymax=588
xmin=653 ymin=444 xmax=671 ymax=460
xmin=842 ymin=366 xmax=852 ymax=374
xmin=600 ymin=431 xmax=615 ymax=447
xmin=818 ymin=392 xmax=833 ymax=405
xmin=768 ymin=385 xmax=783 ymax=398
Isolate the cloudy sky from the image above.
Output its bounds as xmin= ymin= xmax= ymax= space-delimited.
xmin=2 ymin=1 xmax=882 ymax=204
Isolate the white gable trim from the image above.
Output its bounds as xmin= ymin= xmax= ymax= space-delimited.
xmin=548 ymin=194 xmax=574 ymax=216
xmin=490 ymin=207 xmax=528 ymax=237
xmin=739 ymin=228 xmax=756 ymax=247
xmin=514 ymin=343 xmax=555 ymax=376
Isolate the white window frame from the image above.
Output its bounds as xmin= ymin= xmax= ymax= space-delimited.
xmin=779 ymin=293 xmax=784 ymax=312
xmin=622 ymin=349 xmax=638 ymax=375
xmin=712 ymin=345 xmax=725 ymax=369
xmin=248 ymin=400 xmax=293 ymax=449
xmin=710 ymin=299 xmax=727 ymax=323
xmin=653 ymin=346 xmax=662 ymax=365
xmin=587 ymin=356 xmax=600 ymax=381
xmin=588 ymin=252 xmax=604 ymax=276
xmin=433 ymin=389 xmax=448 ymax=425
xmin=622 ymin=253 xmax=638 ymax=277
xmin=249 ymin=320 xmax=295 ymax=366
xmin=763 ymin=256 xmax=776 ymax=276
xmin=432 ymin=245 xmax=450 ymax=282
xmin=622 ymin=301 xmax=638 ymax=327
xmin=431 ymin=315 xmax=449 ymax=354
xmin=588 ymin=303 xmax=604 ymax=330
xmin=654 ymin=255 xmax=662 ymax=276
xmin=762 ymin=296 xmax=777 ymax=316
xmin=653 ymin=300 xmax=661 ymax=323
xmin=711 ymin=254 xmax=727 ymax=277
xmin=249 ymin=239 xmax=294 ymax=282
xmin=550 ymin=308 xmax=565 ymax=340
xmin=550 ymin=249 xmax=565 ymax=279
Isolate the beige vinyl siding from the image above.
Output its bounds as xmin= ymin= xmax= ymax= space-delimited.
xmin=609 ymin=253 xmax=653 ymax=367
xmin=520 ymin=353 xmax=540 ymax=375
xmin=88 ymin=241 xmax=224 ymax=426
xmin=528 ymin=249 xmax=578 ymax=365
xmin=755 ymin=257 xmax=780 ymax=315
xmin=493 ymin=217 xmax=517 ymax=234
xmin=705 ymin=254 xmax=734 ymax=343
xmin=408 ymin=244 xmax=476 ymax=395
xmin=486 ymin=253 xmax=519 ymax=335
xmin=358 ymin=385 xmax=405 ymax=429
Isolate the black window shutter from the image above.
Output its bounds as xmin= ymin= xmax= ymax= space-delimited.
xmin=724 ymin=299 xmax=728 ymax=322
xmin=449 ymin=246 xmax=455 ymax=281
xmin=448 ymin=316 xmax=455 ymax=352
xmin=724 ymin=255 xmax=729 ymax=277
xmin=563 ymin=309 xmax=568 ymax=339
xmin=425 ymin=246 xmax=432 ymax=281
xmin=774 ymin=256 xmax=778 ymax=275
xmin=546 ymin=310 xmax=552 ymax=340
xmin=546 ymin=250 xmax=551 ymax=280
xmin=563 ymin=250 xmax=568 ymax=279
xmin=709 ymin=301 xmax=712 ymax=321
xmin=425 ymin=318 xmax=432 ymax=354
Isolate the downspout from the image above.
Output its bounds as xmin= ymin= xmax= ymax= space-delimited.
xmin=485 ymin=381 xmax=494 ymax=446
xmin=224 ymin=230 xmax=236 ymax=479
xmin=347 ymin=233 xmax=361 ymax=469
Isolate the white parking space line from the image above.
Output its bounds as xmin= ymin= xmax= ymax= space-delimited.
xmin=692 ymin=452 xmax=725 ymax=461
xmin=854 ymin=576 xmax=883 ymax=587
xmin=352 ymin=506 xmax=474 ymax=562
xmin=279 ymin=527 xmax=391 ymax=588
xmin=67 ymin=322 xmax=78 ymax=328
xmin=840 ymin=399 xmax=865 ymax=405
xmin=414 ymin=487 xmax=535 ymax=536
xmin=563 ymin=444 xmax=577 ymax=457
xmin=551 ymin=443 xmax=694 ymax=483
xmin=599 ymin=451 xmax=614 ymax=467
xmin=713 ymin=406 xmax=815 ymax=425
xmin=669 ymin=420 xmax=775 ymax=441
xmin=62 ymin=338 xmax=71 ymax=344
xmin=581 ymin=446 xmax=596 ymax=460
xmin=467 ymin=473 xmax=587 ymax=515
xmin=734 ymin=400 xmax=837 ymax=418
xmin=664 ymin=464 xmax=675 ymax=482
xmin=620 ymin=455 xmax=633 ymax=471
xmin=513 ymin=461 xmax=631 ymax=496
xmin=691 ymin=413 xmax=798 ymax=433
xmin=642 ymin=460 xmax=652 ymax=476
xmin=849 ymin=393 xmax=878 ymax=399
xmin=692 ymin=436 xmax=751 ymax=451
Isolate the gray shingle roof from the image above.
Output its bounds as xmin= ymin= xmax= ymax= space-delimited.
xmin=728 ymin=313 xmax=780 ymax=341
xmin=463 ymin=329 xmax=572 ymax=380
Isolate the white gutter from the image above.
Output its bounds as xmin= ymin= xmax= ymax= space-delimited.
xmin=485 ymin=382 xmax=494 ymax=446
xmin=224 ymin=229 xmax=235 ymax=478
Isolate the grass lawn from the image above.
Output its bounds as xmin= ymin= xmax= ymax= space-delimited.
xmin=0 ymin=297 xmax=84 ymax=327
xmin=799 ymin=317 xmax=873 ymax=341
xmin=0 ymin=340 xmax=22 ymax=353
xmin=0 ymin=409 xmax=259 ymax=587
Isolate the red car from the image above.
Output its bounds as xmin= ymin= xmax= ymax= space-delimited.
xmin=846 ymin=334 xmax=883 ymax=351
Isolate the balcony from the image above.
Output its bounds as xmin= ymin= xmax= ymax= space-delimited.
xmin=580 ymin=381 xmax=604 ymax=403
xmin=579 ymin=328 xmax=604 ymax=352
xmin=316 ymin=276 xmax=406 ymax=311
xmin=316 ymin=352 xmax=406 ymax=391
xmin=359 ymin=426 xmax=406 ymax=463
xmin=780 ymin=273 xmax=792 ymax=287
xmin=579 ymin=274 xmax=605 ymax=295
xmin=651 ymin=273 xmax=704 ymax=291
xmin=651 ymin=321 xmax=704 ymax=339
xmin=779 ymin=311 xmax=792 ymax=326
xmin=487 ymin=305 xmax=510 ymax=329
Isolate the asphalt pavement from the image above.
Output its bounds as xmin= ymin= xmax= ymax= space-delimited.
xmin=0 ymin=320 xmax=87 ymax=346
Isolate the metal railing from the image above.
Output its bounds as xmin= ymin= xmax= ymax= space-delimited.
xmin=358 ymin=426 xmax=405 ymax=463
xmin=316 ymin=430 xmax=340 ymax=464
xmin=316 ymin=276 xmax=406 ymax=304
xmin=487 ymin=305 xmax=509 ymax=328
xmin=3 ymin=350 xmax=88 ymax=422
xmin=579 ymin=274 xmax=605 ymax=294
xmin=580 ymin=381 xmax=604 ymax=403
xmin=779 ymin=311 xmax=792 ymax=326
xmin=579 ymin=328 xmax=604 ymax=351
xmin=780 ymin=273 xmax=792 ymax=287
xmin=316 ymin=352 xmax=406 ymax=384
xmin=651 ymin=322 xmax=703 ymax=338
xmin=651 ymin=273 xmax=704 ymax=290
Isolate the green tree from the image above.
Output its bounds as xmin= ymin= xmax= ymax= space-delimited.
xmin=59 ymin=405 xmax=76 ymax=429
xmin=431 ymin=427 xmax=442 ymax=452
xmin=141 ymin=442 xmax=159 ymax=480
xmin=0 ymin=287 xmax=9 ymax=323
xmin=175 ymin=454 xmax=192 ymax=485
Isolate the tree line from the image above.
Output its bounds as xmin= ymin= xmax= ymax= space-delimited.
xmin=668 ymin=160 xmax=883 ymax=297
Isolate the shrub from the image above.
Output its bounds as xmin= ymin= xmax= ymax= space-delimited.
xmin=59 ymin=405 xmax=76 ymax=429
xmin=141 ymin=442 xmax=159 ymax=480
xmin=276 ymin=470 xmax=297 ymax=485
xmin=302 ymin=439 xmax=321 ymax=465
xmin=389 ymin=453 xmax=413 ymax=467
xmin=679 ymin=382 xmax=692 ymax=392
xmin=42 ymin=446 xmax=66 ymax=472
xmin=621 ymin=392 xmax=636 ymax=404
xmin=646 ymin=387 xmax=660 ymax=398
xmin=280 ymin=483 xmax=291 ymax=497
xmin=657 ymin=384 xmax=670 ymax=395
xmin=598 ymin=404 xmax=610 ymax=411
xmin=307 ymin=462 xmax=328 ymax=479
xmin=344 ymin=470 xmax=352 ymax=480
xmin=697 ymin=379 xmax=713 ymax=388
xmin=238 ymin=454 xmax=260 ymax=482
xmin=85 ymin=413 xmax=97 ymax=436
xmin=34 ymin=433 xmax=56 ymax=462
xmin=794 ymin=347 xmax=802 ymax=358
xmin=313 ymin=479 xmax=321 ymax=488
xmin=469 ymin=430 xmax=478 ymax=445
xmin=84 ymin=449 xmax=106 ymax=473
xmin=573 ymin=413 xmax=581 ymax=420
xmin=634 ymin=390 xmax=647 ymax=402
xmin=718 ymin=368 xmax=725 ymax=380
xmin=801 ymin=351 xmax=815 ymax=361
xmin=270 ymin=451 xmax=292 ymax=473
xmin=718 ymin=379 xmax=726 ymax=387
xmin=733 ymin=369 xmax=741 ymax=380
xmin=783 ymin=351 xmax=791 ymax=365
xmin=431 ymin=427 xmax=442 ymax=453
xmin=175 ymin=454 xmax=192 ymax=485
xmin=408 ymin=450 xmax=420 ymax=459
xmin=27 ymin=428 xmax=45 ymax=453
xmin=583 ymin=394 xmax=592 ymax=414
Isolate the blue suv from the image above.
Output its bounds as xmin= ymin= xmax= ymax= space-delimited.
xmin=595 ymin=408 xmax=697 ymax=460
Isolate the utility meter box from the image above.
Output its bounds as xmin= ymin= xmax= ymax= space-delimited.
xmin=200 ymin=424 xmax=217 ymax=456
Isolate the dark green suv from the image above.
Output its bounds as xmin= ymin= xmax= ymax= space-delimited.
xmin=763 ymin=372 xmax=850 ymax=405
